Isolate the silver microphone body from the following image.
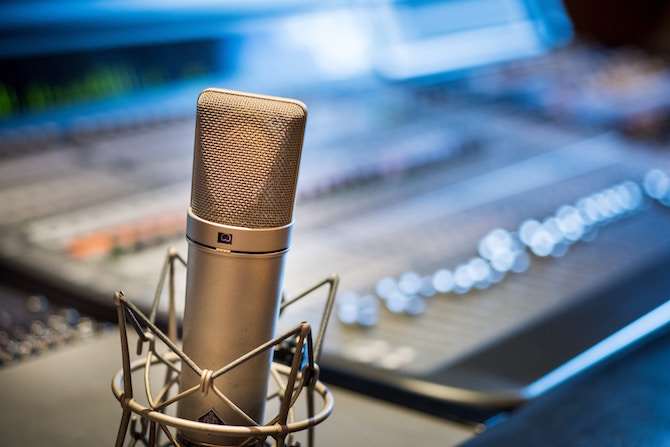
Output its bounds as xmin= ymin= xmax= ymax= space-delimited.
xmin=177 ymin=88 xmax=307 ymax=446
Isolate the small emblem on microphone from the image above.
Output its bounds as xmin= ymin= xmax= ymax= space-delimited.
xmin=218 ymin=232 xmax=233 ymax=244
xmin=198 ymin=408 xmax=225 ymax=425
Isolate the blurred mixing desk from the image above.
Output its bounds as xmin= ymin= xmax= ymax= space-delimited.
xmin=5 ymin=1 xmax=670 ymax=444
xmin=459 ymin=328 xmax=670 ymax=447
xmin=3 ymin=40 xmax=670 ymax=426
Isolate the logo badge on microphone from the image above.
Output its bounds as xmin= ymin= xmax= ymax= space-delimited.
xmin=198 ymin=409 xmax=225 ymax=425
xmin=217 ymin=232 xmax=233 ymax=245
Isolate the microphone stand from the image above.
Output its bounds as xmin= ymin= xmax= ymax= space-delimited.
xmin=111 ymin=248 xmax=338 ymax=447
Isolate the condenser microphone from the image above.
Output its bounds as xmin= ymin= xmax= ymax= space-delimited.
xmin=177 ymin=88 xmax=307 ymax=446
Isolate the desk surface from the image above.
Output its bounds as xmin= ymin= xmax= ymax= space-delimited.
xmin=0 ymin=329 xmax=474 ymax=446
xmin=4 ymin=326 xmax=670 ymax=446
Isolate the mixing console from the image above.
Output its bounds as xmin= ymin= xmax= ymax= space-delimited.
xmin=2 ymin=43 xmax=670 ymax=422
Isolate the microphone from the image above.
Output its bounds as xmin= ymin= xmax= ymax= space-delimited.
xmin=176 ymin=88 xmax=307 ymax=446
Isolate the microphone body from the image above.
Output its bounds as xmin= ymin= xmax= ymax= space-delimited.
xmin=177 ymin=88 xmax=307 ymax=446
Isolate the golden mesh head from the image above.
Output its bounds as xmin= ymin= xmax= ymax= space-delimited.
xmin=190 ymin=89 xmax=307 ymax=229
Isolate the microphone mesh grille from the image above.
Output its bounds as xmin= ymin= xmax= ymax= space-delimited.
xmin=191 ymin=89 xmax=306 ymax=229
